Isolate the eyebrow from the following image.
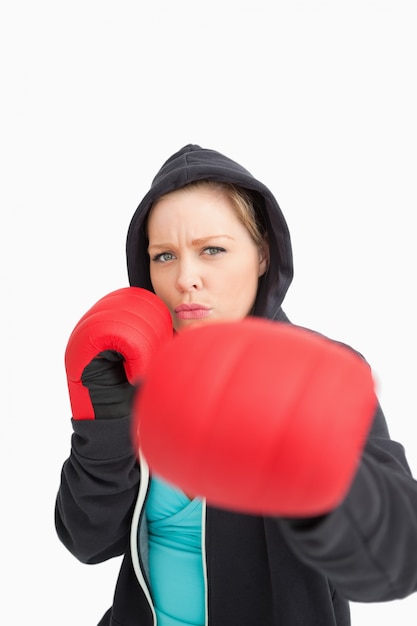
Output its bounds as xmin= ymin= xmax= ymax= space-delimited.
xmin=192 ymin=235 xmax=233 ymax=246
xmin=148 ymin=235 xmax=233 ymax=251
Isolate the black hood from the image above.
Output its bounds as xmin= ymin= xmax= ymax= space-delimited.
xmin=126 ymin=144 xmax=293 ymax=321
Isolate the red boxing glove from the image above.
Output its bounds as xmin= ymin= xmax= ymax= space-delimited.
xmin=134 ymin=318 xmax=377 ymax=516
xmin=65 ymin=287 xmax=173 ymax=420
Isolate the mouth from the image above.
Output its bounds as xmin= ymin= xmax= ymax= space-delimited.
xmin=174 ymin=303 xmax=211 ymax=320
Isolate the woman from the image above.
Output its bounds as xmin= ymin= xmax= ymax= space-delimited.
xmin=56 ymin=144 xmax=417 ymax=625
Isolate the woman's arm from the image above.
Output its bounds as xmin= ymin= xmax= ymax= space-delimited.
xmin=278 ymin=403 xmax=417 ymax=601
xmin=55 ymin=416 xmax=140 ymax=564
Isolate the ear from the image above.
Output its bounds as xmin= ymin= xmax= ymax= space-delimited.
xmin=258 ymin=238 xmax=270 ymax=277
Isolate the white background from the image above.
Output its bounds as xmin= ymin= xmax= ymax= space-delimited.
xmin=2 ymin=1 xmax=417 ymax=624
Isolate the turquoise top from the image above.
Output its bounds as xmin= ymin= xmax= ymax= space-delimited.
xmin=146 ymin=475 xmax=205 ymax=626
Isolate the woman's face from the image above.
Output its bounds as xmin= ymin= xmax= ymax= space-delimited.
xmin=147 ymin=185 xmax=269 ymax=332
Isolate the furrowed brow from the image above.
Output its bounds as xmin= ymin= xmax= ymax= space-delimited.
xmin=191 ymin=235 xmax=233 ymax=246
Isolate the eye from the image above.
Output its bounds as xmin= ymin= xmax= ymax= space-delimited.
xmin=203 ymin=246 xmax=226 ymax=256
xmin=152 ymin=252 xmax=176 ymax=263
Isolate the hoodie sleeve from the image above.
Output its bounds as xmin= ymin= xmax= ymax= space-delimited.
xmin=278 ymin=403 xmax=417 ymax=602
xmin=55 ymin=416 xmax=140 ymax=564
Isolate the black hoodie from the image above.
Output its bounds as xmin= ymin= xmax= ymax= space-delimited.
xmin=56 ymin=144 xmax=417 ymax=626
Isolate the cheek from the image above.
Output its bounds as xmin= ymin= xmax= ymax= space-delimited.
xmin=149 ymin=268 xmax=171 ymax=301
xmin=225 ymin=262 xmax=259 ymax=307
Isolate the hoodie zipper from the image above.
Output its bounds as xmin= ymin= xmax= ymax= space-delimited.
xmin=201 ymin=498 xmax=209 ymax=625
xmin=130 ymin=454 xmax=209 ymax=625
xmin=130 ymin=454 xmax=157 ymax=625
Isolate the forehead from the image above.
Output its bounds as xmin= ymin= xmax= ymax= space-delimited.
xmin=147 ymin=186 xmax=244 ymax=235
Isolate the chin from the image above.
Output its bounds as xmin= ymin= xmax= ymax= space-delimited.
xmin=175 ymin=317 xmax=220 ymax=333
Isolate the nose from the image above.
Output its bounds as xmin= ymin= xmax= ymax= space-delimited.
xmin=175 ymin=260 xmax=203 ymax=292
